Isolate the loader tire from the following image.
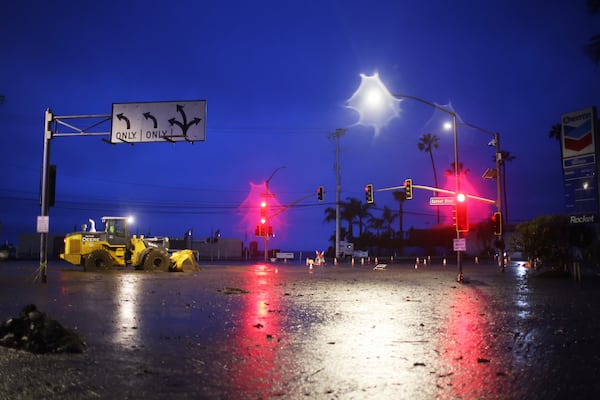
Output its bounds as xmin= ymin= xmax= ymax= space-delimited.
xmin=84 ymin=250 xmax=112 ymax=272
xmin=143 ymin=249 xmax=170 ymax=272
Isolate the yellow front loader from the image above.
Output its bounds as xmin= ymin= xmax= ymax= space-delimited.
xmin=60 ymin=216 xmax=200 ymax=272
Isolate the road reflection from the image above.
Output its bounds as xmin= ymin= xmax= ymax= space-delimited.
xmin=224 ymin=264 xmax=288 ymax=397
xmin=114 ymin=274 xmax=141 ymax=347
xmin=438 ymin=286 xmax=506 ymax=399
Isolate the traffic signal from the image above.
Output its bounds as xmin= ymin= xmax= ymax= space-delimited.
xmin=259 ymin=200 xmax=267 ymax=224
xmin=317 ymin=186 xmax=324 ymax=201
xmin=404 ymin=178 xmax=412 ymax=200
xmin=493 ymin=211 xmax=502 ymax=236
xmin=454 ymin=194 xmax=469 ymax=232
xmin=365 ymin=184 xmax=374 ymax=204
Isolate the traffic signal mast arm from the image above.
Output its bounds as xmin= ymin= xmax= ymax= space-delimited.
xmin=375 ymin=183 xmax=496 ymax=205
xmin=269 ymin=192 xmax=319 ymax=219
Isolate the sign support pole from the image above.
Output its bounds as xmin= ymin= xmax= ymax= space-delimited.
xmin=39 ymin=109 xmax=53 ymax=283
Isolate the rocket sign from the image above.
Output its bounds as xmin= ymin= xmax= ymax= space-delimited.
xmin=110 ymin=100 xmax=206 ymax=144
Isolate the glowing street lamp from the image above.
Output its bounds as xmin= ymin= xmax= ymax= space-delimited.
xmin=348 ymin=73 xmax=463 ymax=281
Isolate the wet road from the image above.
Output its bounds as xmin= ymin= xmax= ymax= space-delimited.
xmin=0 ymin=259 xmax=599 ymax=399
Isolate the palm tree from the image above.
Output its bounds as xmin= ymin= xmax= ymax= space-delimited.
xmin=392 ymin=191 xmax=407 ymax=243
xmin=381 ymin=205 xmax=397 ymax=237
xmin=368 ymin=214 xmax=385 ymax=237
xmin=445 ymin=161 xmax=470 ymax=178
xmin=548 ymin=123 xmax=561 ymax=144
xmin=418 ymin=133 xmax=440 ymax=224
xmin=323 ymin=200 xmax=355 ymax=240
xmin=587 ymin=0 xmax=600 ymax=63
xmin=345 ymin=197 xmax=371 ymax=237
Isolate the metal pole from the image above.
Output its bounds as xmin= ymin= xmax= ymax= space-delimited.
xmin=330 ymin=128 xmax=346 ymax=259
xmin=39 ymin=109 xmax=53 ymax=283
xmin=265 ymin=166 xmax=285 ymax=262
xmin=453 ymin=113 xmax=463 ymax=282
xmin=264 ymin=182 xmax=269 ymax=263
xmin=494 ymin=132 xmax=504 ymax=270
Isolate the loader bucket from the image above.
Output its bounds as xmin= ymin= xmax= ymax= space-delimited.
xmin=169 ymin=250 xmax=200 ymax=272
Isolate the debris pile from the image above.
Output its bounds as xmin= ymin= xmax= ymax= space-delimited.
xmin=0 ymin=304 xmax=86 ymax=354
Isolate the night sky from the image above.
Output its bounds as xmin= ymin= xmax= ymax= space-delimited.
xmin=1 ymin=0 xmax=599 ymax=252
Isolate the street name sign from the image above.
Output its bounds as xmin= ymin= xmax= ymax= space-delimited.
xmin=111 ymin=100 xmax=206 ymax=144
xmin=429 ymin=197 xmax=455 ymax=206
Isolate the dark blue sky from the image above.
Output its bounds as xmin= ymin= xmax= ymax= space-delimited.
xmin=1 ymin=0 xmax=598 ymax=252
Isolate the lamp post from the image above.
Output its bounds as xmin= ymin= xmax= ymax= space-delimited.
xmin=348 ymin=73 xmax=463 ymax=281
xmin=264 ymin=165 xmax=286 ymax=262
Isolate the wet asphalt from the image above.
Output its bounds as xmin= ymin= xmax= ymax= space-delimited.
xmin=0 ymin=258 xmax=599 ymax=400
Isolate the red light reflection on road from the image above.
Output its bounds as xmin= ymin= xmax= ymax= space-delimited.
xmin=225 ymin=264 xmax=288 ymax=397
xmin=438 ymin=287 xmax=506 ymax=398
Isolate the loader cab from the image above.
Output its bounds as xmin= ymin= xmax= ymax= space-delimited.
xmin=102 ymin=217 xmax=131 ymax=247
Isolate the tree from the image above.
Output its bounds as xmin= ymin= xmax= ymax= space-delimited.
xmin=418 ymin=133 xmax=440 ymax=224
xmin=548 ymin=123 xmax=561 ymax=143
xmin=586 ymin=0 xmax=600 ymax=63
xmin=445 ymin=162 xmax=470 ymax=178
xmin=511 ymin=215 xmax=569 ymax=269
xmin=345 ymin=197 xmax=371 ymax=238
xmin=380 ymin=205 xmax=397 ymax=237
xmin=323 ymin=200 xmax=356 ymax=240
xmin=367 ymin=214 xmax=385 ymax=237
xmin=392 ymin=191 xmax=407 ymax=244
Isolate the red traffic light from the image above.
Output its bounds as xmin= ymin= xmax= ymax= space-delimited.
xmin=260 ymin=200 xmax=267 ymax=224
xmin=454 ymin=195 xmax=468 ymax=232
xmin=492 ymin=211 xmax=502 ymax=235
xmin=365 ymin=184 xmax=374 ymax=204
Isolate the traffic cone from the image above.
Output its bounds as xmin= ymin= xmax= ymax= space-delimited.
xmin=334 ymin=257 xmax=338 ymax=266
xmin=361 ymin=257 xmax=365 ymax=265
xmin=415 ymin=257 xmax=419 ymax=269
xmin=391 ymin=256 xmax=394 ymax=264
xmin=475 ymin=256 xmax=479 ymax=264
xmin=375 ymin=257 xmax=378 ymax=265
xmin=443 ymin=258 xmax=447 ymax=266
xmin=352 ymin=257 xmax=355 ymax=267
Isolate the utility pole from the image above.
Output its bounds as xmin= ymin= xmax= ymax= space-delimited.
xmin=328 ymin=128 xmax=346 ymax=259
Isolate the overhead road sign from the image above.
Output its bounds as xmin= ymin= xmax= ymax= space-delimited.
xmin=111 ymin=100 xmax=206 ymax=144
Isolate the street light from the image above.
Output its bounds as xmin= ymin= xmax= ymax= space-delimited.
xmin=264 ymin=165 xmax=286 ymax=262
xmin=349 ymin=73 xmax=463 ymax=281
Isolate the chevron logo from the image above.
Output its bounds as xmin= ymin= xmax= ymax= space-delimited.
xmin=564 ymin=119 xmax=593 ymax=152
